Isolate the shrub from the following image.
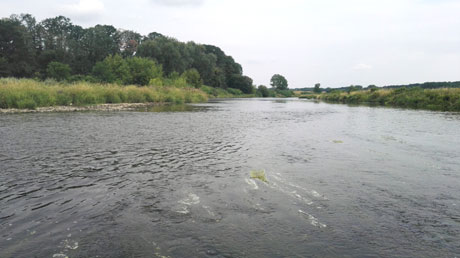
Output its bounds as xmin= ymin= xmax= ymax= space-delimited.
xmin=182 ymin=69 xmax=203 ymax=88
xmin=46 ymin=62 xmax=71 ymax=81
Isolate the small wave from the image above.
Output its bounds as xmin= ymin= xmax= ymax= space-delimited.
xmin=53 ymin=254 xmax=68 ymax=258
xmin=298 ymin=210 xmax=327 ymax=228
xmin=268 ymin=181 xmax=314 ymax=205
xmin=31 ymin=201 xmax=54 ymax=211
xmin=178 ymin=193 xmax=200 ymax=206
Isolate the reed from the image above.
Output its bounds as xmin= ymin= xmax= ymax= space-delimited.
xmin=0 ymin=78 xmax=208 ymax=109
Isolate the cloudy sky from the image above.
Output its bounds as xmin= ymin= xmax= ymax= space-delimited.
xmin=1 ymin=0 xmax=459 ymax=88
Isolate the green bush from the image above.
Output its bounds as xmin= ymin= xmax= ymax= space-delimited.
xmin=227 ymin=88 xmax=243 ymax=95
xmin=182 ymin=69 xmax=203 ymax=88
xmin=47 ymin=62 xmax=71 ymax=81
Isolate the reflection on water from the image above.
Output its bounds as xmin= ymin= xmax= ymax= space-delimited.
xmin=0 ymin=99 xmax=459 ymax=257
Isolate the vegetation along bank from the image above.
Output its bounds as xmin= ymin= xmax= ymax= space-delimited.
xmin=300 ymin=87 xmax=460 ymax=112
xmin=0 ymin=78 xmax=208 ymax=110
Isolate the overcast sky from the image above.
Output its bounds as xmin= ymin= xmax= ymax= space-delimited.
xmin=1 ymin=0 xmax=459 ymax=88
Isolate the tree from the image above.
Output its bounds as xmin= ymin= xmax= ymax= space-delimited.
xmin=137 ymin=37 xmax=187 ymax=75
xmin=82 ymin=25 xmax=120 ymax=65
xmin=228 ymin=74 xmax=253 ymax=94
xmin=347 ymin=85 xmax=361 ymax=94
xmin=92 ymin=54 xmax=130 ymax=84
xmin=0 ymin=18 xmax=35 ymax=77
xmin=47 ymin=61 xmax=71 ymax=81
xmin=270 ymin=74 xmax=288 ymax=90
xmin=257 ymin=85 xmax=269 ymax=97
xmin=182 ymin=68 xmax=202 ymax=88
xmin=313 ymin=83 xmax=321 ymax=93
xmin=125 ymin=57 xmax=162 ymax=85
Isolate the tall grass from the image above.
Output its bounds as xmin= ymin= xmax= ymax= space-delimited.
xmin=0 ymin=78 xmax=208 ymax=109
xmin=313 ymin=88 xmax=460 ymax=111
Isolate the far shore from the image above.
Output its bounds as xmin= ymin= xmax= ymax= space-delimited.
xmin=0 ymin=102 xmax=165 ymax=114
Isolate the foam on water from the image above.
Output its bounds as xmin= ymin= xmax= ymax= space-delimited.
xmin=298 ymin=210 xmax=327 ymax=228
xmin=245 ymin=178 xmax=259 ymax=190
xmin=178 ymin=193 xmax=200 ymax=206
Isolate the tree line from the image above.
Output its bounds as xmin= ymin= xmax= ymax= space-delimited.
xmin=295 ymin=81 xmax=460 ymax=93
xmin=0 ymin=14 xmax=255 ymax=93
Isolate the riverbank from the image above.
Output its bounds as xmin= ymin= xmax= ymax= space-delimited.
xmin=0 ymin=102 xmax=169 ymax=114
xmin=300 ymin=88 xmax=460 ymax=111
xmin=0 ymin=78 xmax=208 ymax=110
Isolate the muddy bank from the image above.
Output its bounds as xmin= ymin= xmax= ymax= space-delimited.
xmin=0 ymin=102 xmax=165 ymax=114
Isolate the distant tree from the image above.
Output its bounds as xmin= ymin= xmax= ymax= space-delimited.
xmin=137 ymin=37 xmax=187 ymax=75
xmin=182 ymin=68 xmax=202 ymax=88
xmin=347 ymin=85 xmax=361 ymax=94
xmin=313 ymin=83 xmax=321 ymax=93
xmin=92 ymin=61 xmax=114 ymax=82
xmin=146 ymin=32 xmax=165 ymax=41
xmin=270 ymin=74 xmax=288 ymax=90
xmin=228 ymin=74 xmax=253 ymax=94
xmin=82 ymin=25 xmax=120 ymax=65
xmin=125 ymin=57 xmax=162 ymax=85
xmin=46 ymin=61 xmax=71 ymax=81
xmin=92 ymin=54 xmax=131 ymax=84
xmin=0 ymin=18 xmax=35 ymax=77
xmin=257 ymin=85 xmax=269 ymax=97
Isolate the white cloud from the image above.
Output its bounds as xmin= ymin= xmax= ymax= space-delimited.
xmin=353 ymin=63 xmax=373 ymax=70
xmin=61 ymin=0 xmax=104 ymax=22
xmin=150 ymin=0 xmax=205 ymax=7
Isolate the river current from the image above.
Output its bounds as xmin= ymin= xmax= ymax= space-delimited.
xmin=1 ymin=99 xmax=459 ymax=257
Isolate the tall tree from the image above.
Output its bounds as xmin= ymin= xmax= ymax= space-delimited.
xmin=270 ymin=74 xmax=288 ymax=90
xmin=82 ymin=25 xmax=120 ymax=66
xmin=0 ymin=18 xmax=35 ymax=77
xmin=313 ymin=83 xmax=321 ymax=93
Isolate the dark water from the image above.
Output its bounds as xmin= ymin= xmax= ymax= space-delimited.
xmin=1 ymin=99 xmax=459 ymax=258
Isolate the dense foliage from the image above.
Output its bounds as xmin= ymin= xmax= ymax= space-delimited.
xmin=0 ymin=14 xmax=252 ymax=91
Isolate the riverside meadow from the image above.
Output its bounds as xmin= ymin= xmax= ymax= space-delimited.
xmin=0 ymin=78 xmax=208 ymax=109
xmin=299 ymin=87 xmax=460 ymax=112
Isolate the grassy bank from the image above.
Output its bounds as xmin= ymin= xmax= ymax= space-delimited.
xmin=303 ymin=88 xmax=460 ymax=111
xmin=200 ymin=85 xmax=255 ymax=98
xmin=0 ymin=78 xmax=208 ymax=109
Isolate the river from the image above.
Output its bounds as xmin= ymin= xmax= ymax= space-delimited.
xmin=1 ymin=98 xmax=459 ymax=257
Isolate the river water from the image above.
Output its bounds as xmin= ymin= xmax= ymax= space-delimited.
xmin=0 ymin=98 xmax=459 ymax=258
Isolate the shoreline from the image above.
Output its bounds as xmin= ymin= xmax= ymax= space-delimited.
xmin=297 ymin=88 xmax=460 ymax=112
xmin=0 ymin=102 xmax=166 ymax=114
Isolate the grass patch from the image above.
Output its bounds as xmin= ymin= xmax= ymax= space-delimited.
xmin=0 ymin=78 xmax=208 ymax=109
xmin=250 ymin=170 xmax=268 ymax=183
xmin=305 ymin=88 xmax=460 ymax=112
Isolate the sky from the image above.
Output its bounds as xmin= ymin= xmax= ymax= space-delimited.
xmin=1 ymin=0 xmax=459 ymax=88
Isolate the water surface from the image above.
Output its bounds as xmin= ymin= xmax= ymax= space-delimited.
xmin=1 ymin=99 xmax=459 ymax=257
